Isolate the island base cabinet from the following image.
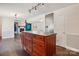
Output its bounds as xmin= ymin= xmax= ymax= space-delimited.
xmin=20 ymin=32 xmax=56 ymax=56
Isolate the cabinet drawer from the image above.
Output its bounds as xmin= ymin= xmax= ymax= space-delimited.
xmin=33 ymin=43 xmax=45 ymax=50
xmin=33 ymin=48 xmax=45 ymax=56
xmin=25 ymin=37 xmax=32 ymax=40
xmin=34 ymin=35 xmax=44 ymax=41
xmin=33 ymin=46 xmax=45 ymax=53
xmin=25 ymin=40 xmax=32 ymax=47
xmin=33 ymin=42 xmax=45 ymax=55
xmin=33 ymin=42 xmax=45 ymax=47
xmin=33 ymin=38 xmax=45 ymax=45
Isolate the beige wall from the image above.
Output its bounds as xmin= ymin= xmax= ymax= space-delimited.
xmin=0 ymin=17 xmax=2 ymax=36
xmin=2 ymin=16 xmax=14 ymax=39
xmin=28 ymin=15 xmax=46 ymax=34
xmin=28 ymin=13 xmax=54 ymax=35
xmin=54 ymin=4 xmax=79 ymax=52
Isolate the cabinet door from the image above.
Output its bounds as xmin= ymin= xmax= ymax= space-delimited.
xmin=45 ymin=35 xmax=56 ymax=55
xmin=21 ymin=32 xmax=33 ymax=55
xmin=33 ymin=35 xmax=46 ymax=56
xmin=24 ymin=33 xmax=33 ymax=55
xmin=26 ymin=39 xmax=32 ymax=54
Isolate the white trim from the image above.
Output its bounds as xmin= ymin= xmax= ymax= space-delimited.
xmin=66 ymin=33 xmax=79 ymax=36
xmin=57 ymin=44 xmax=79 ymax=53
xmin=66 ymin=46 xmax=79 ymax=53
xmin=56 ymin=44 xmax=66 ymax=48
xmin=2 ymin=36 xmax=14 ymax=39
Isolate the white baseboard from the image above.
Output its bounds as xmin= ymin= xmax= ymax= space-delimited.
xmin=2 ymin=36 xmax=14 ymax=39
xmin=56 ymin=44 xmax=79 ymax=53
xmin=66 ymin=46 xmax=79 ymax=53
xmin=56 ymin=44 xmax=66 ymax=48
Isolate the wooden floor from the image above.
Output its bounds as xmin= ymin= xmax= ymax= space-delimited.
xmin=0 ymin=38 xmax=30 ymax=56
xmin=0 ymin=37 xmax=79 ymax=56
xmin=56 ymin=46 xmax=79 ymax=56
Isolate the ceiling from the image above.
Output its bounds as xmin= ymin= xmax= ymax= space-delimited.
xmin=0 ymin=3 xmax=77 ymax=18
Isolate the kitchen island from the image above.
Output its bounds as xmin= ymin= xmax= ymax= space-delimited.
xmin=20 ymin=31 xmax=56 ymax=56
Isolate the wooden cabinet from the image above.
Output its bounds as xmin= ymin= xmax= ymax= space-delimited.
xmin=33 ymin=35 xmax=46 ymax=56
xmin=20 ymin=32 xmax=33 ymax=55
xmin=20 ymin=32 xmax=56 ymax=56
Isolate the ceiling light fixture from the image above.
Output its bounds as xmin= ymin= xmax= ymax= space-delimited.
xmin=42 ymin=3 xmax=44 ymax=5
xmin=28 ymin=3 xmax=45 ymax=14
xmin=35 ymin=6 xmax=37 ymax=10
xmin=29 ymin=9 xmax=31 ymax=13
